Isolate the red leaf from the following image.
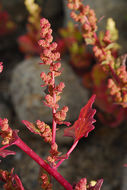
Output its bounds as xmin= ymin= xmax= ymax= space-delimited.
xmin=22 ymin=120 xmax=41 ymax=135
xmin=18 ymin=35 xmax=41 ymax=55
xmin=94 ymin=179 xmax=103 ymax=190
xmin=75 ymin=178 xmax=87 ymax=190
xmin=14 ymin=174 xmax=25 ymax=190
xmin=64 ymin=95 xmax=96 ymax=141
xmin=0 ymin=62 xmax=3 ymax=73
xmin=0 ymin=149 xmax=16 ymax=158
xmin=0 ymin=168 xmax=25 ymax=190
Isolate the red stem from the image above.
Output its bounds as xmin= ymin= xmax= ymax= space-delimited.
xmin=93 ymin=32 xmax=107 ymax=55
xmin=55 ymin=140 xmax=79 ymax=169
xmin=0 ymin=144 xmax=11 ymax=151
xmin=52 ymin=107 xmax=57 ymax=144
xmin=14 ymin=175 xmax=25 ymax=190
xmin=109 ymin=64 xmax=121 ymax=84
xmin=52 ymin=71 xmax=57 ymax=145
xmin=93 ymin=32 xmax=99 ymax=44
xmin=14 ymin=138 xmax=73 ymax=190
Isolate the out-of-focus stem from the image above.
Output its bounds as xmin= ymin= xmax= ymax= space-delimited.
xmin=109 ymin=64 xmax=121 ymax=84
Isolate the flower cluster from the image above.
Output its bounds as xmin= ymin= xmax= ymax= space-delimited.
xmin=22 ymin=119 xmax=52 ymax=143
xmin=57 ymin=21 xmax=93 ymax=70
xmin=68 ymin=0 xmax=97 ymax=44
xmin=92 ymin=33 xmax=114 ymax=67
xmin=38 ymin=19 xmax=100 ymax=189
xmin=0 ymin=118 xmax=13 ymax=145
xmin=69 ymin=0 xmax=117 ymax=68
xmin=67 ymin=0 xmax=117 ymax=65
xmin=36 ymin=120 xmax=52 ymax=143
xmin=67 ymin=0 xmax=127 ymax=110
xmin=40 ymin=172 xmax=52 ymax=190
xmin=74 ymin=178 xmax=87 ymax=190
xmin=108 ymin=63 xmax=127 ymax=107
xmin=0 ymin=168 xmax=24 ymax=190
xmin=38 ymin=18 xmax=69 ymax=127
xmin=74 ymin=178 xmax=103 ymax=190
xmin=47 ymin=143 xmax=59 ymax=164
xmin=58 ymin=9 xmax=124 ymax=126
xmin=38 ymin=18 xmax=71 ymax=167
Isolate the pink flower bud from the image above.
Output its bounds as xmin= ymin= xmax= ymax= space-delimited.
xmin=50 ymin=42 xmax=57 ymax=50
xmin=43 ymin=49 xmax=51 ymax=57
xmin=40 ymin=18 xmax=50 ymax=27
xmin=0 ymin=62 xmax=3 ymax=73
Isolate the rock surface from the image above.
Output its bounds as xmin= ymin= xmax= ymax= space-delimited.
xmin=10 ymin=57 xmax=89 ymax=124
xmin=0 ymin=101 xmax=11 ymax=120
xmin=122 ymin=155 xmax=127 ymax=190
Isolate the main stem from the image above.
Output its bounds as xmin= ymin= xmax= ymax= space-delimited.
xmin=52 ymin=71 xmax=57 ymax=145
xmin=15 ymin=138 xmax=73 ymax=190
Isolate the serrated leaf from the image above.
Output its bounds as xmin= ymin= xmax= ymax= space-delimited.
xmin=64 ymin=95 xmax=96 ymax=141
xmin=22 ymin=120 xmax=41 ymax=135
xmin=94 ymin=179 xmax=103 ymax=190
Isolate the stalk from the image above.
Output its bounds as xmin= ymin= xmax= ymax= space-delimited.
xmin=55 ymin=140 xmax=79 ymax=169
xmin=14 ymin=138 xmax=73 ymax=190
xmin=109 ymin=64 xmax=121 ymax=84
xmin=52 ymin=71 xmax=57 ymax=145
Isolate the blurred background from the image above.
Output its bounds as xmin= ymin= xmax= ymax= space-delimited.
xmin=0 ymin=0 xmax=127 ymax=189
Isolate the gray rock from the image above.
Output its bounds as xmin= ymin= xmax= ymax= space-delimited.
xmin=0 ymin=101 xmax=11 ymax=120
xmin=10 ymin=57 xmax=89 ymax=124
xmin=41 ymin=0 xmax=64 ymax=18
